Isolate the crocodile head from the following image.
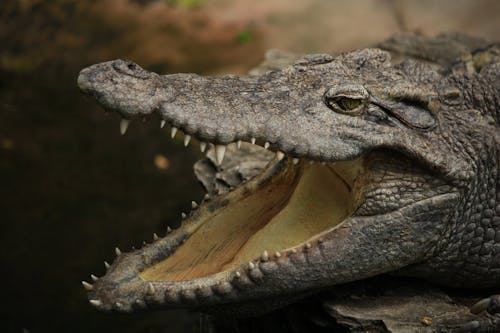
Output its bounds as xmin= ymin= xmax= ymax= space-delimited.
xmin=77 ymin=48 xmax=496 ymax=313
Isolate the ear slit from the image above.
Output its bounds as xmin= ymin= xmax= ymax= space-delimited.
xmin=371 ymin=99 xmax=437 ymax=131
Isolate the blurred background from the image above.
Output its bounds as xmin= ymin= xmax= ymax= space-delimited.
xmin=0 ymin=0 xmax=498 ymax=332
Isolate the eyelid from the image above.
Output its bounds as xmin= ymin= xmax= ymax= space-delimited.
xmin=324 ymin=84 xmax=370 ymax=100
xmin=332 ymin=93 xmax=367 ymax=100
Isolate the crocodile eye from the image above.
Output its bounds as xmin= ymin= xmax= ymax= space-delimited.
xmin=335 ymin=97 xmax=362 ymax=111
xmin=324 ymin=84 xmax=369 ymax=115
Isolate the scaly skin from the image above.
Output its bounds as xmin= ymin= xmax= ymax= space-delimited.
xmin=77 ymin=34 xmax=499 ymax=314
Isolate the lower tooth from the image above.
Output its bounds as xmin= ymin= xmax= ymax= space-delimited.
xmin=276 ymin=151 xmax=285 ymax=160
xmin=250 ymin=137 xmax=256 ymax=145
xmin=293 ymin=158 xmax=300 ymax=165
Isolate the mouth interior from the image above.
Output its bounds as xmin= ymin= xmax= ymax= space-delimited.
xmin=140 ymin=158 xmax=364 ymax=282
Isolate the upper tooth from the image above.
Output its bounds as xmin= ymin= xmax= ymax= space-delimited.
xmin=171 ymin=127 xmax=178 ymax=138
xmin=120 ymin=119 xmax=130 ymax=135
xmin=276 ymin=151 xmax=285 ymax=160
xmin=237 ymin=140 xmax=242 ymax=149
xmin=250 ymin=137 xmax=256 ymax=145
xmin=264 ymin=142 xmax=270 ymax=149
xmin=191 ymin=201 xmax=198 ymax=209
xmin=200 ymin=142 xmax=207 ymax=152
xmin=160 ymin=120 xmax=166 ymax=128
xmin=293 ymin=158 xmax=300 ymax=165
xmin=184 ymin=135 xmax=191 ymax=147
xmin=215 ymin=145 xmax=226 ymax=165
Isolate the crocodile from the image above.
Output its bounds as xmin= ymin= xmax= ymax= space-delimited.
xmin=77 ymin=33 xmax=500 ymax=322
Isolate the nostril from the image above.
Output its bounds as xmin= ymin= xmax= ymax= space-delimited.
xmin=127 ymin=63 xmax=136 ymax=70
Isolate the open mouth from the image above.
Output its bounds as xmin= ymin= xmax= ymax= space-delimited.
xmin=139 ymin=150 xmax=365 ymax=283
xmin=84 ymin=119 xmax=369 ymax=311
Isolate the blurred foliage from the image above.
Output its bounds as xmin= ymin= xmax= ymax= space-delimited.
xmin=0 ymin=0 xmax=263 ymax=75
xmin=166 ymin=0 xmax=202 ymax=9
xmin=236 ymin=30 xmax=253 ymax=44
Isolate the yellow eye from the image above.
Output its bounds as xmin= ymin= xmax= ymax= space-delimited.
xmin=326 ymin=97 xmax=364 ymax=115
xmin=323 ymin=84 xmax=369 ymax=115
xmin=337 ymin=98 xmax=362 ymax=111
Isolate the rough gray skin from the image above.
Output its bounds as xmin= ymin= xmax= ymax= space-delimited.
xmin=77 ymin=33 xmax=500 ymax=320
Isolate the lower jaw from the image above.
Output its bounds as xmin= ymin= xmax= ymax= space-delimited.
xmin=139 ymin=156 xmax=364 ymax=284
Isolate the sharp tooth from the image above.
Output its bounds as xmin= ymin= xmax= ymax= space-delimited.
xmin=120 ymin=119 xmax=130 ymax=135
xmin=200 ymin=142 xmax=207 ymax=152
xmin=214 ymin=145 xmax=226 ymax=165
xmin=264 ymin=142 xmax=270 ymax=149
xmin=89 ymin=299 xmax=102 ymax=307
xmin=104 ymin=261 xmax=110 ymax=269
xmin=305 ymin=243 xmax=312 ymax=249
xmin=153 ymin=233 xmax=159 ymax=240
xmin=250 ymin=137 xmax=256 ymax=145
xmin=115 ymin=302 xmax=122 ymax=308
xmin=183 ymin=135 xmax=191 ymax=147
xmin=237 ymin=140 xmax=242 ymax=149
xmin=293 ymin=158 xmax=300 ymax=165
xmin=248 ymin=262 xmax=255 ymax=270
xmin=167 ymin=226 xmax=172 ymax=233
xmin=191 ymin=201 xmax=198 ymax=209
xmin=91 ymin=274 xmax=98 ymax=282
xmin=147 ymin=282 xmax=155 ymax=295
xmin=160 ymin=120 xmax=166 ymax=128
xmin=82 ymin=281 xmax=93 ymax=291
xmin=181 ymin=212 xmax=187 ymax=219
xmin=115 ymin=247 xmax=122 ymax=256
xmin=235 ymin=271 xmax=241 ymax=278
xmin=261 ymin=250 xmax=269 ymax=261
xmin=204 ymin=193 xmax=210 ymax=200
xmin=276 ymin=151 xmax=285 ymax=160
xmin=291 ymin=249 xmax=297 ymax=254
xmin=275 ymin=251 xmax=281 ymax=258
xmin=170 ymin=127 xmax=178 ymax=138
